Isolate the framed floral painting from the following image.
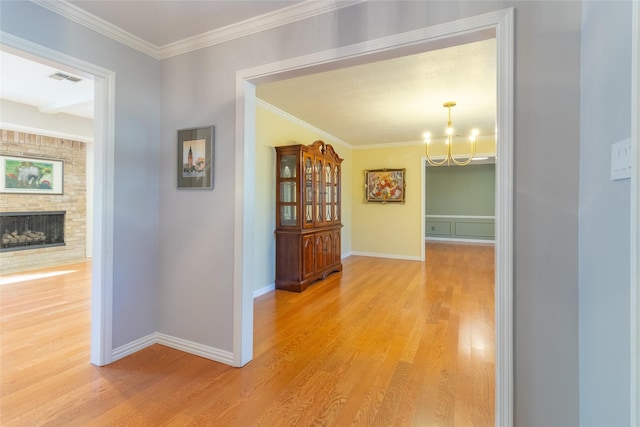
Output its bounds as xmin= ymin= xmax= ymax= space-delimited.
xmin=364 ymin=168 xmax=405 ymax=203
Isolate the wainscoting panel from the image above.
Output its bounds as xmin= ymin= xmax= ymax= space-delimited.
xmin=425 ymin=215 xmax=495 ymax=241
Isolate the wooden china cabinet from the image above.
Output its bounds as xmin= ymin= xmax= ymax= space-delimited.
xmin=274 ymin=140 xmax=343 ymax=292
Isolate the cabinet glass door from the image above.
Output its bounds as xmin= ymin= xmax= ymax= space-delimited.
xmin=304 ymin=155 xmax=313 ymax=225
xmin=333 ymin=165 xmax=340 ymax=222
xmin=279 ymin=154 xmax=297 ymax=227
xmin=315 ymin=159 xmax=323 ymax=223
xmin=325 ymin=163 xmax=332 ymax=221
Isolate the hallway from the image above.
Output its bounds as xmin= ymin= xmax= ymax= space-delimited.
xmin=0 ymin=242 xmax=494 ymax=426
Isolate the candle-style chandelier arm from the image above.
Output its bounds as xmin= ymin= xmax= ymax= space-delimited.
xmin=424 ymin=101 xmax=478 ymax=167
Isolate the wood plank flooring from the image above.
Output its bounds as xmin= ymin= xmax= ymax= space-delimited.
xmin=1 ymin=242 xmax=494 ymax=426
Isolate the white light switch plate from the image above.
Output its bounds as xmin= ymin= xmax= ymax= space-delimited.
xmin=611 ymin=138 xmax=632 ymax=180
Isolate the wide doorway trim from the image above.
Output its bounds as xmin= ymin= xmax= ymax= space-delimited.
xmin=630 ymin=1 xmax=639 ymax=424
xmin=0 ymin=31 xmax=116 ymax=366
xmin=234 ymin=8 xmax=514 ymax=426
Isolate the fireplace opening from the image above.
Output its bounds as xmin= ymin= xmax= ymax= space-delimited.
xmin=0 ymin=211 xmax=65 ymax=252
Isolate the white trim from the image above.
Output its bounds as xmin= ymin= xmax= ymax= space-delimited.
xmin=631 ymin=0 xmax=639 ymax=424
xmin=112 ymin=332 xmax=234 ymax=365
xmin=0 ymin=31 xmax=116 ymax=367
xmin=233 ymin=80 xmax=256 ymax=368
xmin=0 ymin=122 xmax=93 ymax=143
xmin=31 ymin=0 xmax=158 ymax=58
xmin=353 ymin=139 xmax=429 ymax=149
xmin=426 ymin=237 xmax=495 ymax=245
xmin=158 ymin=1 xmax=366 ymax=59
xmin=494 ymin=9 xmax=514 ymax=426
xmin=156 ymin=333 xmax=235 ymax=365
xmin=254 ymin=284 xmax=275 ymax=299
xmin=426 ymin=214 xmax=496 ymax=220
xmin=256 ymin=98 xmax=352 ymax=148
xmin=350 ymin=251 xmax=422 ymax=261
xmin=421 ymin=157 xmax=426 ymax=262
xmin=355 ymin=141 xmax=496 ymax=151
xmin=33 ymin=0 xmax=366 ymax=60
xmin=236 ymin=9 xmax=514 ymax=425
xmin=111 ymin=333 xmax=156 ymax=362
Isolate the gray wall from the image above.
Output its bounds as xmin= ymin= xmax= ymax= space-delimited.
xmin=159 ymin=2 xmax=582 ymax=425
xmin=579 ymin=1 xmax=632 ymax=425
xmin=512 ymin=3 xmax=582 ymax=425
xmin=2 ymin=1 xmax=590 ymax=424
xmin=426 ymin=164 xmax=495 ymax=215
xmin=425 ymin=164 xmax=495 ymax=240
xmin=0 ymin=1 xmax=161 ymax=349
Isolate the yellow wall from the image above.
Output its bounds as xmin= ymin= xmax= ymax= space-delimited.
xmin=256 ymin=103 xmax=495 ymax=285
xmin=351 ymin=144 xmax=425 ymax=259
xmin=255 ymin=104 xmax=352 ymax=292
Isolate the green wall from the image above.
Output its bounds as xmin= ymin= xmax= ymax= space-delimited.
xmin=425 ymin=163 xmax=495 ymax=240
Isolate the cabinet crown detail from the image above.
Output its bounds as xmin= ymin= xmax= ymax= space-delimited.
xmin=274 ymin=140 xmax=343 ymax=292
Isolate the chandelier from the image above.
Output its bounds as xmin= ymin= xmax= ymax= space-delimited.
xmin=423 ymin=101 xmax=478 ymax=166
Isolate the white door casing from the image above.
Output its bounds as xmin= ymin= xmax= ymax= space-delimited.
xmin=234 ymin=8 xmax=514 ymax=426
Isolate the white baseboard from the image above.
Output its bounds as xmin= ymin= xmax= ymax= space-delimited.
xmin=341 ymin=251 xmax=352 ymax=259
xmin=426 ymin=237 xmax=495 ymax=245
xmin=111 ymin=333 xmax=156 ymax=362
xmin=349 ymin=251 xmax=421 ymax=261
xmin=111 ymin=332 xmax=234 ymax=366
xmin=254 ymin=283 xmax=275 ymax=298
xmin=156 ymin=333 xmax=234 ymax=365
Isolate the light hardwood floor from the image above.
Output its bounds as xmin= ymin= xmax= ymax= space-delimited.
xmin=1 ymin=242 xmax=494 ymax=426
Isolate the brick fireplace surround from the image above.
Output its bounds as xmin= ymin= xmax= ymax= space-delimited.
xmin=0 ymin=129 xmax=87 ymax=274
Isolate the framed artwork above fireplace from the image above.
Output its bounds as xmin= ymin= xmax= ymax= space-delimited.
xmin=0 ymin=155 xmax=64 ymax=195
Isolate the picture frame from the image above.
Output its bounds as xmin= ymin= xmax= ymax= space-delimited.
xmin=364 ymin=168 xmax=406 ymax=203
xmin=177 ymin=125 xmax=214 ymax=189
xmin=0 ymin=155 xmax=64 ymax=195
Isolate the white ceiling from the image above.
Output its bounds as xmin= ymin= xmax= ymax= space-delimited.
xmin=66 ymin=0 xmax=307 ymax=48
xmin=1 ymin=1 xmax=496 ymax=147
xmin=0 ymin=50 xmax=94 ymax=119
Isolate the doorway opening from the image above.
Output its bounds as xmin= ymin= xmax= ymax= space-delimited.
xmin=0 ymin=33 xmax=116 ymax=366
xmin=235 ymin=8 xmax=514 ymax=425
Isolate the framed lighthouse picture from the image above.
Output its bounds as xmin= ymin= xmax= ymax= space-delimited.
xmin=177 ymin=125 xmax=214 ymax=189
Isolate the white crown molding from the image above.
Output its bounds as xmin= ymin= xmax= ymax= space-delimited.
xmin=158 ymin=0 xmax=367 ymax=59
xmin=255 ymin=97 xmax=352 ymax=148
xmin=31 ymin=0 xmax=367 ymax=60
xmin=352 ymin=139 xmax=425 ymax=149
xmin=256 ymin=98 xmax=497 ymax=152
xmin=31 ymin=0 xmax=159 ymax=58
